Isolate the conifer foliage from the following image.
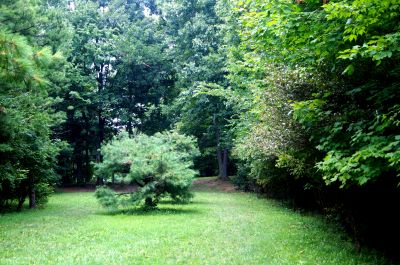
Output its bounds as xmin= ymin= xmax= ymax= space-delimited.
xmin=0 ymin=1 xmax=64 ymax=210
xmin=95 ymin=131 xmax=199 ymax=209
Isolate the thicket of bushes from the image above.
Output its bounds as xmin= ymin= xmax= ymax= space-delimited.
xmin=226 ymin=0 xmax=400 ymax=257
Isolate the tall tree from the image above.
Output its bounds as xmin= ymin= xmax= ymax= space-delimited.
xmin=158 ymin=0 xmax=233 ymax=179
xmin=0 ymin=0 xmax=66 ymax=210
xmin=55 ymin=0 xmax=176 ymax=184
xmin=110 ymin=3 xmax=176 ymax=136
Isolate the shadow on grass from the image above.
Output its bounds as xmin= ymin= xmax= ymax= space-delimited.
xmin=97 ymin=206 xmax=202 ymax=216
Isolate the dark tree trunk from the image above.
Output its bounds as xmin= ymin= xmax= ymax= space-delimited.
xmin=96 ymin=114 xmax=105 ymax=162
xmin=127 ymin=116 xmax=133 ymax=136
xmin=83 ymin=112 xmax=91 ymax=183
xmin=29 ymin=185 xmax=36 ymax=209
xmin=95 ymin=62 xmax=106 ymax=185
xmin=96 ymin=114 xmax=105 ymax=185
xmin=217 ymin=148 xmax=223 ymax=178
xmin=214 ymin=116 xmax=229 ymax=180
xmin=17 ymin=192 xmax=27 ymax=212
xmin=127 ymin=83 xmax=135 ymax=137
xmin=95 ymin=62 xmax=106 ymax=164
xmin=17 ymin=198 xmax=25 ymax=212
xmin=85 ymin=147 xmax=90 ymax=183
xmin=221 ymin=148 xmax=228 ymax=180
xmin=73 ymin=114 xmax=85 ymax=184
xmin=75 ymin=152 xmax=84 ymax=184
xmin=217 ymin=147 xmax=229 ymax=180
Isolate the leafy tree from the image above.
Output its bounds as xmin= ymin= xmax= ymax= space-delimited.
xmin=228 ymin=0 xmax=400 ymax=250
xmin=58 ymin=0 xmax=125 ymax=184
xmin=158 ymin=0 xmax=234 ymax=179
xmin=95 ymin=130 xmax=199 ymax=209
xmin=109 ymin=7 xmax=177 ymax=136
xmin=173 ymin=83 xmax=234 ymax=179
xmin=230 ymin=0 xmax=400 ymax=188
xmin=54 ymin=0 xmax=177 ymax=184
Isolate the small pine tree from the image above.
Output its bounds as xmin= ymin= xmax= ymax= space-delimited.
xmin=94 ymin=130 xmax=199 ymax=209
xmin=0 ymin=28 xmax=63 ymax=210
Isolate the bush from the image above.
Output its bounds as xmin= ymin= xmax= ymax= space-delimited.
xmin=35 ymin=183 xmax=55 ymax=206
xmin=95 ymin=130 xmax=199 ymax=209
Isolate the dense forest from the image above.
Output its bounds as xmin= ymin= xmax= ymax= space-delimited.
xmin=1 ymin=0 xmax=399 ymax=260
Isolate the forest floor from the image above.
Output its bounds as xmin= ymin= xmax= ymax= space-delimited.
xmin=0 ymin=177 xmax=391 ymax=265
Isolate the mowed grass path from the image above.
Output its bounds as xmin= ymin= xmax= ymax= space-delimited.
xmin=0 ymin=180 xmax=389 ymax=265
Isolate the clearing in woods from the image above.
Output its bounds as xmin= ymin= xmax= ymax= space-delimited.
xmin=0 ymin=178 xmax=389 ymax=264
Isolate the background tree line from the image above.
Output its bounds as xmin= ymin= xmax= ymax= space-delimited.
xmin=1 ymin=0 xmax=399 ymax=258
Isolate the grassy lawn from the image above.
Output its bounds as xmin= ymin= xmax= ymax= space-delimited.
xmin=0 ymin=180 xmax=390 ymax=265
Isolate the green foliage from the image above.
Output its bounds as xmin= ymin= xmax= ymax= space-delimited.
xmin=229 ymin=61 xmax=321 ymax=193
xmin=173 ymin=83 xmax=235 ymax=176
xmin=227 ymin=0 xmax=400 ymax=251
xmin=34 ymin=183 xmax=55 ymax=206
xmin=325 ymin=0 xmax=400 ymax=63
xmin=52 ymin=0 xmax=177 ymax=184
xmin=230 ymin=0 xmax=400 ymax=189
xmin=314 ymin=106 xmax=400 ymax=187
xmin=158 ymin=0 xmax=234 ymax=177
xmin=0 ymin=0 xmax=66 ymax=210
xmin=95 ymin=130 xmax=199 ymax=209
xmin=93 ymin=186 xmax=119 ymax=209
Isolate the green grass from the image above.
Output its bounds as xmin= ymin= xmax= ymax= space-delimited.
xmin=0 ymin=183 xmax=390 ymax=265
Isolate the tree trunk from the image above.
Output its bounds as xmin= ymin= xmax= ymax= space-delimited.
xmin=96 ymin=114 xmax=105 ymax=185
xmin=95 ymin=63 xmax=104 ymax=151
xmin=85 ymin=147 xmax=90 ymax=183
xmin=217 ymin=147 xmax=229 ymax=180
xmin=127 ymin=116 xmax=133 ymax=136
xmin=217 ymin=148 xmax=223 ymax=178
xmin=83 ymin=112 xmax=91 ymax=184
xmin=29 ymin=185 xmax=36 ymax=209
xmin=17 ymin=199 xmax=25 ymax=212
xmin=221 ymin=148 xmax=228 ymax=180
xmin=127 ymin=84 xmax=134 ymax=137
xmin=95 ymin=61 xmax=106 ymax=185
xmin=214 ymin=117 xmax=229 ymax=180
xmin=17 ymin=192 xmax=27 ymax=212
xmin=97 ymin=113 xmax=105 ymax=163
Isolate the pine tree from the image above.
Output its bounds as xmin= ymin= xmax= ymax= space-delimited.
xmin=0 ymin=1 xmax=65 ymax=210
